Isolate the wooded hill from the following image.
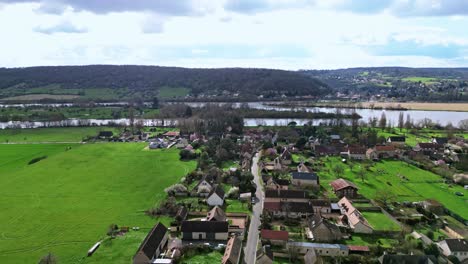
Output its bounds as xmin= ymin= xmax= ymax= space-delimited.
xmin=0 ymin=65 xmax=328 ymax=101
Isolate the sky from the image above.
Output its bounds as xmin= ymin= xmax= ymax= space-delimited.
xmin=0 ymin=0 xmax=468 ymax=69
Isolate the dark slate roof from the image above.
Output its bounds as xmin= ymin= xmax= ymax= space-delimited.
xmin=417 ymin=143 xmax=442 ymax=149
xmin=388 ymin=136 xmax=406 ymax=142
xmin=281 ymin=202 xmax=314 ymax=213
xmin=134 ymin=222 xmax=167 ymax=260
xmin=433 ymin=137 xmax=448 ymax=144
xmin=265 ymin=190 xmax=308 ymax=199
xmin=380 ymin=254 xmax=437 ymax=264
xmin=291 ymin=172 xmax=318 ymax=181
xmin=98 ymin=131 xmax=113 ymax=137
xmin=208 ymin=185 xmax=225 ymax=199
xmin=445 ymin=239 xmax=468 ymax=252
xmin=181 ymin=221 xmax=228 ymax=233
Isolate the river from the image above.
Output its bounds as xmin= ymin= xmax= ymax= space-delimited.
xmin=0 ymin=101 xmax=466 ymax=129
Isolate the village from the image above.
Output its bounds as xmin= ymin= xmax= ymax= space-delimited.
xmin=91 ymin=122 xmax=468 ymax=264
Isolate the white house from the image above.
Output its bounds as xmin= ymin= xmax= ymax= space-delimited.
xmin=207 ymin=186 xmax=225 ymax=206
xmin=437 ymin=239 xmax=468 ymax=262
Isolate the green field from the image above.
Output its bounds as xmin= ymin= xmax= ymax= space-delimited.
xmin=319 ymin=158 xmax=468 ymax=219
xmin=342 ymin=234 xmax=397 ymax=248
xmin=362 ymin=211 xmax=401 ymax=231
xmin=158 ymin=87 xmax=191 ymax=99
xmin=0 ymin=143 xmax=196 ymax=263
xmin=401 ymin=77 xmax=439 ymax=84
xmin=0 ymin=127 xmax=123 ymax=143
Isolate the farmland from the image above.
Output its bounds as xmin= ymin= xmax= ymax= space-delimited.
xmin=0 ymin=127 xmax=122 ymax=143
xmin=0 ymin=143 xmax=196 ymax=263
xmin=318 ymin=158 xmax=468 ymax=219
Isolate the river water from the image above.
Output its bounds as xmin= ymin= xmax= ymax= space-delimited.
xmin=0 ymin=101 xmax=466 ymax=129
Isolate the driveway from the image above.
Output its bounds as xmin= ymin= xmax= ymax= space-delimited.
xmin=244 ymin=152 xmax=264 ymax=264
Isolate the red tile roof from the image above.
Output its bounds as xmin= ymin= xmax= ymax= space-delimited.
xmin=163 ymin=131 xmax=180 ymax=137
xmin=330 ymin=178 xmax=358 ymax=191
xmin=347 ymin=245 xmax=370 ymax=252
xmin=261 ymin=230 xmax=289 ymax=241
xmin=264 ymin=202 xmax=281 ymax=211
xmin=375 ymin=145 xmax=395 ymax=151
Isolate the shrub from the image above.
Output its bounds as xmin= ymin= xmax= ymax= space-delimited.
xmin=28 ymin=156 xmax=47 ymax=165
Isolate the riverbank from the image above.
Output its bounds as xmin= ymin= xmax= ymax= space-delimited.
xmin=270 ymin=101 xmax=468 ymax=112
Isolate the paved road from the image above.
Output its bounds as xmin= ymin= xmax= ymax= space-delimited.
xmin=244 ymin=152 xmax=264 ymax=264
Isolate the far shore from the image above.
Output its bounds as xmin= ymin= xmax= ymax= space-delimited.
xmin=270 ymin=101 xmax=468 ymax=112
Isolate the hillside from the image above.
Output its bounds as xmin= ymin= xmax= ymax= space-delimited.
xmin=302 ymin=67 xmax=468 ymax=101
xmin=0 ymin=65 xmax=328 ymax=102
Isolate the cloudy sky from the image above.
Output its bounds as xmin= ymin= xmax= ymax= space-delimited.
xmin=1 ymin=0 xmax=468 ymax=69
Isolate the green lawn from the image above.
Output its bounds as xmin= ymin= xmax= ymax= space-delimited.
xmin=225 ymin=199 xmax=250 ymax=214
xmin=0 ymin=127 xmax=122 ymax=143
xmin=180 ymin=250 xmax=223 ymax=264
xmin=0 ymin=143 xmax=196 ymax=264
xmin=158 ymin=86 xmax=190 ymax=99
xmin=342 ymin=234 xmax=398 ymax=248
xmin=402 ymin=77 xmax=439 ymax=84
xmin=361 ymin=211 xmax=401 ymax=231
xmin=318 ymin=158 xmax=468 ymax=219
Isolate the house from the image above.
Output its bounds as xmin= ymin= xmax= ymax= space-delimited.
xmin=414 ymin=143 xmax=443 ymax=154
xmin=261 ymin=229 xmax=289 ymax=245
xmin=287 ymin=242 xmax=349 ymax=257
xmin=239 ymin=192 xmax=251 ymax=201
xmin=347 ymin=146 xmax=367 ymax=160
xmin=309 ymin=199 xmax=331 ymax=214
xmin=280 ymin=148 xmax=292 ymax=165
xmin=314 ymin=145 xmax=341 ymax=156
xmin=347 ymin=245 xmax=370 ymax=255
xmin=375 ymin=145 xmax=396 ymax=158
xmin=432 ymin=137 xmax=449 ymax=145
xmin=437 ymin=239 xmax=468 ymax=262
xmin=265 ymin=190 xmax=309 ymax=203
xmin=133 ymin=223 xmax=169 ymax=264
xmin=264 ymin=201 xmax=314 ymax=219
xmin=163 ymin=131 xmax=180 ymax=138
xmin=297 ymin=162 xmax=311 ymax=173
xmin=378 ymin=254 xmax=437 ymax=264
xmin=181 ymin=221 xmax=229 ymax=241
xmin=256 ymin=245 xmax=274 ymax=264
xmin=308 ymin=215 xmax=342 ymax=242
xmin=265 ymin=178 xmax=289 ymax=190
xmin=366 ymin=148 xmax=379 ymax=160
xmin=222 ymin=236 xmax=242 ymax=264
xmin=330 ymin=179 xmax=359 ymax=198
xmin=330 ymin=135 xmax=342 ymax=144
xmin=207 ymin=206 xmax=227 ymax=222
xmin=338 ymin=197 xmax=373 ymax=234
xmin=193 ymin=176 xmax=213 ymax=196
xmin=304 ymin=249 xmax=318 ymax=264
xmin=291 ymin=172 xmax=319 ymax=187
xmin=207 ymin=186 xmax=225 ymax=206
xmin=387 ymin=136 xmax=406 ymax=146
xmin=98 ymin=131 xmax=113 ymax=139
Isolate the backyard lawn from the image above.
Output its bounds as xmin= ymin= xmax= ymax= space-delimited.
xmin=362 ymin=211 xmax=401 ymax=231
xmin=318 ymin=158 xmax=468 ymax=219
xmin=180 ymin=250 xmax=223 ymax=264
xmin=0 ymin=143 xmax=196 ymax=264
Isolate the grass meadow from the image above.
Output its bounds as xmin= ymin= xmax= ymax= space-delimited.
xmin=0 ymin=127 xmax=123 ymax=143
xmin=0 ymin=143 xmax=195 ymax=263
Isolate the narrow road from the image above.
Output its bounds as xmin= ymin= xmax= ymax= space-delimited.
xmin=244 ymin=152 xmax=264 ymax=264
